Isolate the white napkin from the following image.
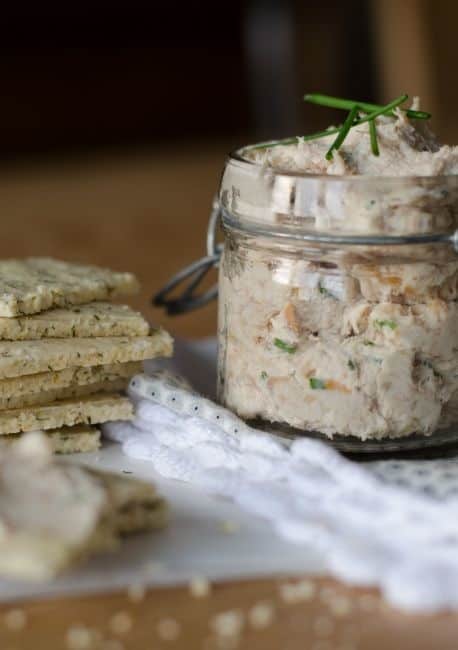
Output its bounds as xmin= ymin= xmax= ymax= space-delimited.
xmin=104 ymin=339 xmax=458 ymax=612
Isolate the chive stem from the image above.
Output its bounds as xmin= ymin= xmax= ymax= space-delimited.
xmin=248 ymin=94 xmax=409 ymax=153
xmin=348 ymin=94 xmax=409 ymax=125
xmin=326 ymin=105 xmax=359 ymax=160
xmin=369 ymin=119 xmax=379 ymax=156
xmin=304 ymin=93 xmax=431 ymax=120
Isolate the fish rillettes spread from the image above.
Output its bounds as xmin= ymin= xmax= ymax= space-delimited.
xmin=218 ymin=100 xmax=458 ymax=440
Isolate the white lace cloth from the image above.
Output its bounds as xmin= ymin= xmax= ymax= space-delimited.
xmin=104 ymin=370 xmax=458 ymax=612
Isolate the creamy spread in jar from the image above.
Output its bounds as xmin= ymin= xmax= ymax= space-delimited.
xmin=217 ymin=100 xmax=458 ymax=441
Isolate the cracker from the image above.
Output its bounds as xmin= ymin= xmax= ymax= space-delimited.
xmin=0 ymin=433 xmax=166 ymax=579
xmin=0 ymin=257 xmax=139 ymax=317
xmin=0 ymin=302 xmax=150 ymax=340
xmin=96 ymin=472 xmax=168 ymax=534
xmin=1 ymin=425 xmax=101 ymax=454
xmin=0 ymin=361 xmax=141 ymax=399
xmin=0 ymin=377 xmax=128 ymax=410
xmin=0 ymin=329 xmax=173 ymax=379
xmin=0 ymin=393 xmax=133 ymax=435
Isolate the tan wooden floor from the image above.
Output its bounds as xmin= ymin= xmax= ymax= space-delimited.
xmin=0 ymin=146 xmax=455 ymax=649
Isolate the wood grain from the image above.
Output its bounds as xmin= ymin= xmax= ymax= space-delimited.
xmin=0 ymin=147 xmax=456 ymax=647
xmin=1 ymin=576 xmax=457 ymax=650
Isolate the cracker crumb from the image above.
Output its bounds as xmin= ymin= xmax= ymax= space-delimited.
xmin=65 ymin=625 xmax=93 ymax=650
xmin=211 ymin=609 xmax=244 ymax=638
xmin=157 ymin=617 xmax=181 ymax=641
xmin=314 ymin=615 xmax=334 ymax=637
xmin=219 ymin=520 xmax=240 ymax=534
xmin=279 ymin=579 xmax=316 ymax=603
xmin=248 ymin=601 xmax=275 ymax=629
xmin=327 ymin=595 xmax=352 ymax=617
xmin=109 ymin=611 xmax=132 ymax=636
xmin=189 ymin=576 xmax=211 ymax=598
xmin=4 ymin=608 xmax=27 ymax=631
xmin=127 ymin=583 xmax=146 ymax=603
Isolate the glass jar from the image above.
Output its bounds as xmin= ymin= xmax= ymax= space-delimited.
xmin=216 ymin=149 xmax=458 ymax=451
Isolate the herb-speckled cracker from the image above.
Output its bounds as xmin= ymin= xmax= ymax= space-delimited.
xmin=0 ymin=329 xmax=173 ymax=379
xmin=0 ymin=257 xmax=139 ymax=317
xmin=1 ymin=424 xmax=101 ymax=454
xmin=0 ymin=361 xmax=141 ymax=399
xmin=0 ymin=302 xmax=150 ymax=340
xmin=0 ymin=393 xmax=133 ymax=435
xmin=0 ymin=377 xmax=128 ymax=410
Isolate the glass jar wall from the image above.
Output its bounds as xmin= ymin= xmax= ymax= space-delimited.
xmin=217 ymin=151 xmax=458 ymax=448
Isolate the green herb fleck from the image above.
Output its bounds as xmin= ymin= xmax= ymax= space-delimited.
xmin=274 ymin=338 xmax=297 ymax=354
xmin=374 ymin=319 xmax=397 ymax=330
xmin=363 ymin=340 xmax=375 ymax=346
xmin=260 ymin=371 xmax=268 ymax=380
xmin=348 ymin=359 xmax=356 ymax=370
xmin=309 ymin=377 xmax=327 ymax=390
xmin=318 ymin=284 xmax=336 ymax=299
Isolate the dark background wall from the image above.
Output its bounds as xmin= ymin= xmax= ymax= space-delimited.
xmin=0 ymin=1 xmax=379 ymax=159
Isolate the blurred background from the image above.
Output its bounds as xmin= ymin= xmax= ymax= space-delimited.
xmin=0 ymin=0 xmax=455 ymax=337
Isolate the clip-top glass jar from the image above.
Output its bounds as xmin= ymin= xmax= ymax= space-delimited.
xmin=215 ymin=148 xmax=458 ymax=452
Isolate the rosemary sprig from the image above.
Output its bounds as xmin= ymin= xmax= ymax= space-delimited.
xmin=326 ymin=104 xmax=359 ymax=160
xmin=369 ymin=119 xmax=379 ymax=156
xmin=304 ymin=93 xmax=431 ymax=120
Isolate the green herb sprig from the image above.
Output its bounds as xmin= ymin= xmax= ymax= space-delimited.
xmin=249 ymin=93 xmax=431 ymax=158
xmin=304 ymin=93 xmax=431 ymax=120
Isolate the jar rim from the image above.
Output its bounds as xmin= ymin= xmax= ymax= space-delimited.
xmin=221 ymin=148 xmax=458 ymax=250
xmin=229 ymin=145 xmax=458 ymax=182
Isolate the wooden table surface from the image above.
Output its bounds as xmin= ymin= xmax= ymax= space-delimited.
xmin=0 ymin=146 xmax=455 ymax=649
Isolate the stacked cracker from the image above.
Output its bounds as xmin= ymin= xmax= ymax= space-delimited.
xmin=0 ymin=258 xmax=172 ymax=453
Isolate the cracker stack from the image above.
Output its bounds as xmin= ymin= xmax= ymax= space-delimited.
xmin=0 ymin=258 xmax=173 ymax=453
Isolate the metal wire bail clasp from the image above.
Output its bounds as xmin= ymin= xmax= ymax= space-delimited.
xmin=453 ymin=229 xmax=458 ymax=254
xmin=153 ymin=197 xmax=222 ymax=315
